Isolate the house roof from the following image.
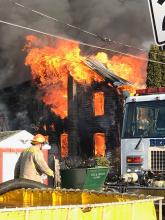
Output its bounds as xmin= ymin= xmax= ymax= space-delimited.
xmin=84 ymin=58 xmax=133 ymax=87
xmin=0 ymin=130 xmax=34 ymax=149
xmin=0 ymin=130 xmax=22 ymax=142
xmin=0 ymin=130 xmax=51 ymax=149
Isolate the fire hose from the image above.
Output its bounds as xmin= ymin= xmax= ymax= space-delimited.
xmin=0 ymin=178 xmax=48 ymax=195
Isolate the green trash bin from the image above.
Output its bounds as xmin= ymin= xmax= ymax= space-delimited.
xmin=60 ymin=167 xmax=109 ymax=190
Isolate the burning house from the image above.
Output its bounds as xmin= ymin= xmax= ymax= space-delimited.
xmin=64 ymin=58 xmax=134 ymax=160
xmin=66 ymin=73 xmax=122 ymax=159
xmin=24 ymin=36 xmax=147 ymax=162
xmin=0 ymin=35 xmax=147 ymax=166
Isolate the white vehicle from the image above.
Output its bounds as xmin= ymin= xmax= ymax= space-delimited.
xmin=121 ymin=88 xmax=165 ymax=176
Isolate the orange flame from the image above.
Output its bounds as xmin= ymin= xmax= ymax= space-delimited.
xmin=94 ymin=133 xmax=106 ymax=156
xmin=95 ymin=52 xmax=147 ymax=95
xmin=94 ymin=92 xmax=104 ymax=116
xmin=24 ymin=36 xmax=147 ymax=118
xmin=60 ymin=133 xmax=68 ymax=158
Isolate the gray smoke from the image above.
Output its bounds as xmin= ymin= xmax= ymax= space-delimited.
xmin=0 ymin=0 xmax=154 ymax=131
xmin=68 ymin=0 xmax=153 ymax=47
xmin=0 ymin=102 xmax=10 ymax=130
xmin=0 ymin=0 xmax=154 ymax=47
xmin=0 ymin=0 xmax=154 ymax=89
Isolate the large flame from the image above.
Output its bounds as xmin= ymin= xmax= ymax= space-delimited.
xmin=25 ymin=35 xmax=147 ymax=118
xmin=95 ymin=52 xmax=147 ymax=94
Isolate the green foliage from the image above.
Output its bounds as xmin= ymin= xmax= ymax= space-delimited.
xmin=95 ymin=156 xmax=110 ymax=167
xmin=146 ymin=45 xmax=165 ymax=87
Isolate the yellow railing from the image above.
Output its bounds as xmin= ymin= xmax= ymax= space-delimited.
xmin=0 ymin=188 xmax=163 ymax=220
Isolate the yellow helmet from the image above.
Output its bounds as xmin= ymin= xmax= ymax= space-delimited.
xmin=31 ymin=134 xmax=46 ymax=144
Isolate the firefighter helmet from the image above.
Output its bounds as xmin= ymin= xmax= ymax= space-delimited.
xmin=31 ymin=134 xmax=46 ymax=144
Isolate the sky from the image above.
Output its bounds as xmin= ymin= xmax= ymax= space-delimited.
xmin=0 ymin=0 xmax=155 ymax=89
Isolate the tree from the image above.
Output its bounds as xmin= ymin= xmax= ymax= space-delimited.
xmin=161 ymin=46 xmax=165 ymax=86
xmin=146 ymin=44 xmax=165 ymax=87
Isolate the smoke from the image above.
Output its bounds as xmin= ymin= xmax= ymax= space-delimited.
xmin=0 ymin=0 xmax=71 ymax=46
xmin=68 ymin=0 xmax=153 ymax=46
xmin=0 ymin=0 xmax=153 ymax=46
xmin=0 ymin=102 xmax=10 ymax=130
xmin=0 ymin=0 xmax=154 ymax=135
xmin=0 ymin=0 xmax=153 ymax=89
xmin=0 ymin=0 xmax=72 ymax=88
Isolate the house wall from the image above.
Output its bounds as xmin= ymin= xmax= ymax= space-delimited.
xmin=66 ymin=79 xmax=124 ymax=159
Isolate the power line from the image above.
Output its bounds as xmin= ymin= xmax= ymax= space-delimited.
xmin=7 ymin=0 xmax=165 ymax=59
xmin=0 ymin=19 xmax=165 ymax=66
xmin=7 ymin=0 xmax=150 ymax=52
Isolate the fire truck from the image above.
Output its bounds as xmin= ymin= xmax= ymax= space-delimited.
xmin=121 ymin=87 xmax=165 ymax=182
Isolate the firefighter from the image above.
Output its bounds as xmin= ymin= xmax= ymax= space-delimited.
xmin=14 ymin=134 xmax=54 ymax=183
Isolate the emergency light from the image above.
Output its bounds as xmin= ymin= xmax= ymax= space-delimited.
xmin=127 ymin=156 xmax=143 ymax=164
xmin=136 ymin=87 xmax=165 ymax=96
